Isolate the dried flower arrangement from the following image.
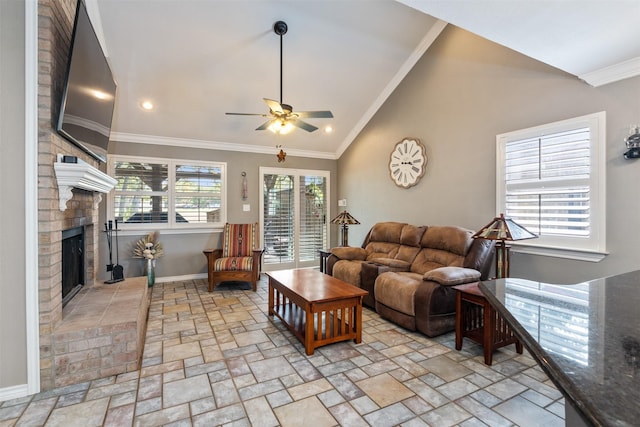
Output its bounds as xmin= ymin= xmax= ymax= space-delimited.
xmin=133 ymin=231 xmax=164 ymax=260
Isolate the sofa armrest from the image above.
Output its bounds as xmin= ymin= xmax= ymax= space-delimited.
xmin=330 ymin=246 xmax=367 ymax=261
xmin=423 ymin=266 xmax=481 ymax=286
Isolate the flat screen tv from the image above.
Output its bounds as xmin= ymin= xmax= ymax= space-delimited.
xmin=57 ymin=0 xmax=116 ymax=163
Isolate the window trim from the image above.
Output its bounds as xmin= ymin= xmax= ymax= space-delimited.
xmin=107 ymin=154 xmax=227 ymax=232
xmin=496 ymin=112 xmax=607 ymax=261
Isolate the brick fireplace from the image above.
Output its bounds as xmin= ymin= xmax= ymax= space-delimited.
xmin=37 ymin=0 xmax=148 ymax=390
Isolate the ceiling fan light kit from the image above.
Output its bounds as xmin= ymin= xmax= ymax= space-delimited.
xmin=226 ymin=20 xmax=333 ymax=134
xmin=268 ymin=119 xmax=294 ymax=135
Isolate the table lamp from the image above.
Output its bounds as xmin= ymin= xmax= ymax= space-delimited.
xmin=472 ymin=213 xmax=537 ymax=278
xmin=331 ymin=210 xmax=360 ymax=246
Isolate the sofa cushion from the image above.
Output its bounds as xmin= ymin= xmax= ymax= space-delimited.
xmin=369 ymin=222 xmax=405 ymax=243
xmin=365 ymin=241 xmax=400 ymax=260
xmin=374 ymin=272 xmax=423 ymax=316
xmin=423 ymin=267 xmax=481 ymax=286
xmin=400 ymin=224 xmax=427 ymax=247
xmin=213 ymin=256 xmax=254 ymax=271
xmin=411 ymin=226 xmax=473 ymax=274
xmin=222 ymin=223 xmax=258 ymax=257
xmin=421 ymin=226 xmax=473 ymax=256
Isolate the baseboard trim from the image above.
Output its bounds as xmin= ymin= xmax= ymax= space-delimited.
xmin=155 ymin=273 xmax=208 ymax=283
xmin=0 ymin=383 xmax=30 ymax=402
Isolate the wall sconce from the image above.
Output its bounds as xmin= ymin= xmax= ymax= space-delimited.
xmin=241 ymin=172 xmax=248 ymax=200
xmin=623 ymin=125 xmax=640 ymax=159
xmin=331 ymin=210 xmax=360 ymax=246
xmin=472 ymin=213 xmax=537 ymax=278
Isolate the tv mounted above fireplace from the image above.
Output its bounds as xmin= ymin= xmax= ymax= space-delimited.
xmin=56 ymin=0 xmax=117 ymax=163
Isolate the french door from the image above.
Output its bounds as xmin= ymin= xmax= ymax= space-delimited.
xmin=260 ymin=167 xmax=330 ymax=271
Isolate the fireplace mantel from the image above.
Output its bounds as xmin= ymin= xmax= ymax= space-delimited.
xmin=53 ymin=156 xmax=117 ymax=211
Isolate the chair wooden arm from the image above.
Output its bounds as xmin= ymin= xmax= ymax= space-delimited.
xmin=252 ymin=248 xmax=264 ymax=271
xmin=203 ymin=248 xmax=222 ymax=266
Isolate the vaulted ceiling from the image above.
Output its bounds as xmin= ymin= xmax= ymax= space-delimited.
xmin=88 ymin=0 xmax=640 ymax=159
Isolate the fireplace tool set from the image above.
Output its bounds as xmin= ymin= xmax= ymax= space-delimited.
xmin=104 ymin=220 xmax=124 ymax=284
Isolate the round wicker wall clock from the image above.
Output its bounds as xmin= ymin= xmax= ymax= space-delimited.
xmin=389 ymin=137 xmax=427 ymax=188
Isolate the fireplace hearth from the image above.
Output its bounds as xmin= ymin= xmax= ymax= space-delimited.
xmin=62 ymin=226 xmax=84 ymax=307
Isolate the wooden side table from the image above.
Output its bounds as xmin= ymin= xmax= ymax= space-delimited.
xmin=453 ymin=282 xmax=523 ymax=365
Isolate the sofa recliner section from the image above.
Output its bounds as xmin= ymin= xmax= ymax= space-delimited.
xmin=326 ymin=222 xmax=494 ymax=337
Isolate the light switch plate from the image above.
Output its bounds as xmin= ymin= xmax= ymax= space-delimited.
xmin=243 ymin=204 xmax=250 ymax=212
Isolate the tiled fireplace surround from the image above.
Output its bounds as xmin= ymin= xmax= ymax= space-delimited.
xmin=38 ymin=0 xmax=148 ymax=390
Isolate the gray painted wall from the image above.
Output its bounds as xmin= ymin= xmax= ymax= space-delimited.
xmin=338 ymin=26 xmax=640 ymax=285
xmin=0 ymin=0 xmax=28 ymax=388
xmin=100 ymin=141 xmax=338 ymax=281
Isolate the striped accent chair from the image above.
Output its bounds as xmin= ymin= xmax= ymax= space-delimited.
xmin=203 ymin=223 xmax=263 ymax=292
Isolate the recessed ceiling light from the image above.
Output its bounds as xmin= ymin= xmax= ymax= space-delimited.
xmin=324 ymin=125 xmax=333 ymax=133
xmin=141 ymin=101 xmax=154 ymax=111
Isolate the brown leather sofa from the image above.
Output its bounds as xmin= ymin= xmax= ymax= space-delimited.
xmin=325 ymin=222 xmax=494 ymax=337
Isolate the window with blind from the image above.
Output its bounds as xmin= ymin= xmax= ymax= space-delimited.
xmin=496 ymin=112 xmax=606 ymax=258
xmin=108 ymin=156 xmax=226 ymax=229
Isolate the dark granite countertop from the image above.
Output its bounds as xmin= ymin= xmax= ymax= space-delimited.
xmin=480 ymin=270 xmax=640 ymax=427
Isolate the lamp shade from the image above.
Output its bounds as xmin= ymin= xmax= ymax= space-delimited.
xmin=331 ymin=210 xmax=360 ymax=246
xmin=472 ymin=213 xmax=537 ymax=242
xmin=472 ymin=213 xmax=537 ymax=279
xmin=330 ymin=210 xmax=360 ymax=225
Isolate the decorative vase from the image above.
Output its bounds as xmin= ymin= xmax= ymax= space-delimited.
xmin=146 ymin=258 xmax=155 ymax=287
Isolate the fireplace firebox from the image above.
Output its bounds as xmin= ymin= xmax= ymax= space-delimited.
xmin=62 ymin=226 xmax=84 ymax=307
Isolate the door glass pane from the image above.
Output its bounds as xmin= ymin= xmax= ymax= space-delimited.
xmin=263 ymin=174 xmax=294 ymax=264
xmin=299 ymin=175 xmax=327 ymax=263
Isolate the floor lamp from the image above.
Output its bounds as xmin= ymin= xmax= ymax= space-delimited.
xmin=472 ymin=213 xmax=537 ymax=278
xmin=331 ymin=210 xmax=360 ymax=246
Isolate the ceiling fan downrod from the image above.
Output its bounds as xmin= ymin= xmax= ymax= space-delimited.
xmin=274 ymin=21 xmax=287 ymax=106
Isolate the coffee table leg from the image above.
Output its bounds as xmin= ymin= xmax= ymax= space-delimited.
xmin=268 ymin=279 xmax=274 ymax=316
xmin=305 ymin=306 xmax=314 ymax=355
xmin=354 ymin=299 xmax=362 ymax=344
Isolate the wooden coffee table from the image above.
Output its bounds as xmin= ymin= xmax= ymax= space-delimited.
xmin=267 ymin=269 xmax=368 ymax=355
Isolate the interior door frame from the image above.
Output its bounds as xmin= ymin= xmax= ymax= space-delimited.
xmin=259 ymin=167 xmax=331 ymax=271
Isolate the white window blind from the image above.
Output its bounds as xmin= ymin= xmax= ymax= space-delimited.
xmin=497 ymin=112 xmax=606 ymax=258
xmin=298 ymin=176 xmax=327 ymax=263
xmin=263 ymin=174 xmax=295 ymax=264
xmin=109 ymin=156 xmax=226 ymax=230
xmin=175 ymin=164 xmax=223 ymax=224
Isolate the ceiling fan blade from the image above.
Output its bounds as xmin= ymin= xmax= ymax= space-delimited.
xmin=226 ymin=112 xmax=266 ymax=116
xmin=290 ymin=119 xmax=318 ymax=132
xmin=295 ymin=110 xmax=334 ymax=119
xmin=256 ymin=119 xmax=275 ymax=131
xmin=263 ymin=98 xmax=284 ymax=115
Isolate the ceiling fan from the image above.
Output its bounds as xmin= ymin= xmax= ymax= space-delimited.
xmin=225 ymin=20 xmax=333 ymax=134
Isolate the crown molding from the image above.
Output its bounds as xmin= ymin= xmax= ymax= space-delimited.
xmin=110 ymin=132 xmax=338 ymax=160
xmin=579 ymin=56 xmax=640 ymax=87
